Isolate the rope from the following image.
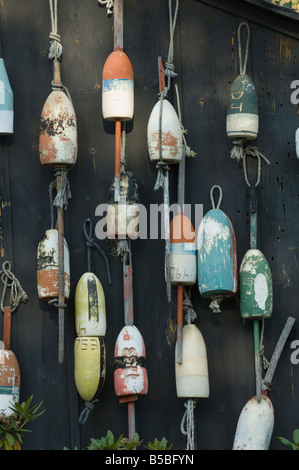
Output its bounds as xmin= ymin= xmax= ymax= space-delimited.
xmin=180 ymin=399 xmax=197 ymax=450
xmin=48 ymin=0 xmax=62 ymax=61
xmin=97 ymin=0 xmax=114 ymax=16
xmin=209 ymin=295 xmax=223 ymax=313
xmin=242 ymin=147 xmax=271 ymax=188
xmin=260 ymin=318 xmax=270 ymax=370
xmin=0 ymin=261 xmax=28 ymax=313
xmin=53 ymin=168 xmax=72 ymax=210
xmin=210 ymin=185 xmax=223 ymax=210
xmin=82 ymin=219 xmax=112 ymax=285
xmin=164 ymin=0 xmax=179 ymax=91
xmin=183 ymin=287 xmax=197 ymax=324
xmin=120 ymin=122 xmax=127 ymax=172
xmin=78 ymin=399 xmax=99 ymax=425
xmin=174 ymin=84 xmax=196 ymax=158
xmin=237 ymin=22 xmax=250 ymax=76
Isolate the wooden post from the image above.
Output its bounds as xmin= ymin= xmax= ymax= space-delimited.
xmin=56 ymin=169 xmax=65 ymax=364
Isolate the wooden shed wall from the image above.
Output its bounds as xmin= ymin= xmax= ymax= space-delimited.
xmin=0 ymin=0 xmax=298 ymax=450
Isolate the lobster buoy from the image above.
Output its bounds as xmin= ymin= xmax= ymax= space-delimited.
xmin=0 ymin=348 xmax=20 ymax=416
xmin=106 ymin=171 xmax=139 ymax=239
xmin=147 ymin=99 xmax=183 ymax=164
xmin=226 ymin=74 xmax=259 ymax=141
xmin=239 ymin=249 xmax=273 ymax=319
xmin=39 ymin=90 xmax=77 ymax=167
xmin=197 ymin=187 xmax=237 ymax=309
xmin=0 ymin=59 xmax=13 ymax=135
xmin=74 ymin=336 xmax=106 ymax=403
xmin=75 ymin=272 xmax=106 ymax=337
xmin=114 ymin=325 xmax=148 ymax=399
xmin=170 ymin=214 xmax=197 ymax=285
xmin=102 ymin=51 xmax=134 ymax=121
xmin=37 ymin=229 xmax=70 ymax=300
xmin=175 ymin=324 xmax=209 ymax=398
xmin=233 ymin=394 xmax=274 ymax=450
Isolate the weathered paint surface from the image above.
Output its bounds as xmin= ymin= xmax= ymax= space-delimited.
xmin=226 ymin=74 xmax=259 ymax=140
xmin=39 ymin=90 xmax=77 ymax=166
xmin=170 ymin=214 xmax=197 ymax=285
xmin=0 ymin=58 xmax=13 ymax=135
xmin=295 ymin=127 xmax=299 ymax=159
xmin=175 ymin=325 xmax=209 ymax=398
xmin=147 ymin=99 xmax=183 ymax=164
xmin=197 ymin=208 xmax=237 ymax=298
xmin=75 ymin=272 xmax=106 ymax=337
xmin=0 ymin=349 xmax=20 ymax=416
xmin=239 ymin=249 xmax=273 ymax=319
xmin=102 ymin=50 xmax=134 ymax=121
xmin=37 ymin=229 xmax=70 ymax=299
xmin=114 ymin=325 xmax=148 ymax=398
xmin=233 ymin=395 xmax=274 ymax=450
xmin=74 ymin=336 xmax=105 ymax=402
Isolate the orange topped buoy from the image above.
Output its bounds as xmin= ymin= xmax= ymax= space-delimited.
xmin=170 ymin=213 xmax=197 ymax=285
xmin=102 ymin=51 xmax=134 ymax=121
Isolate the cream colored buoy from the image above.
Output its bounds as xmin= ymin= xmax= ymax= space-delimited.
xmin=175 ymin=324 xmax=209 ymax=398
xmin=74 ymin=336 xmax=106 ymax=403
xmin=0 ymin=348 xmax=20 ymax=416
xmin=39 ymin=90 xmax=77 ymax=167
xmin=102 ymin=50 xmax=134 ymax=121
xmin=233 ymin=394 xmax=274 ymax=450
xmin=37 ymin=229 xmax=70 ymax=299
xmin=147 ymin=99 xmax=183 ymax=165
xmin=75 ymin=272 xmax=106 ymax=337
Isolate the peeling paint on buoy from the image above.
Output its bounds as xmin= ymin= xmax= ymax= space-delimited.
xmin=0 ymin=349 xmax=20 ymax=416
xmin=75 ymin=272 xmax=106 ymax=337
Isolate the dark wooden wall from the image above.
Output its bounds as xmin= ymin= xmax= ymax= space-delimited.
xmin=0 ymin=0 xmax=298 ymax=450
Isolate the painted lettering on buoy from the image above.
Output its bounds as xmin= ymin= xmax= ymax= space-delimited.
xmin=170 ymin=214 xmax=196 ymax=285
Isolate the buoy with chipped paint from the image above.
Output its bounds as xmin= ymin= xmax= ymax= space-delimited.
xmin=175 ymin=324 xmax=209 ymax=398
xmin=75 ymin=272 xmax=106 ymax=337
xmin=170 ymin=214 xmax=197 ymax=286
xmin=114 ymin=325 xmax=148 ymax=399
xmin=106 ymin=171 xmax=139 ymax=239
xmin=233 ymin=394 xmax=274 ymax=450
xmin=197 ymin=186 xmax=237 ymax=308
xmin=0 ymin=348 xmax=20 ymax=416
xmin=239 ymin=248 xmax=273 ymax=319
xmin=147 ymin=98 xmax=183 ymax=165
xmin=0 ymin=58 xmax=13 ymax=135
xmin=37 ymin=229 xmax=70 ymax=300
xmin=226 ymin=73 xmax=259 ymax=141
xmin=39 ymin=90 xmax=77 ymax=167
xmin=102 ymin=50 xmax=134 ymax=121
xmin=74 ymin=336 xmax=106 ymax=403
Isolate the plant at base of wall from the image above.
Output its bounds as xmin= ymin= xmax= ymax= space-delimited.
xmin=0 ymin=395 xmax=45 ymax=450
xmin=277 ymin=429 xmax=299 ymax=449
xmin=266 ymin=0 xmax=299 ymax=11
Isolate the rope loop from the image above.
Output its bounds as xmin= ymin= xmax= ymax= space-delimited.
xmin=82 ymin=218 xmax=112 ymax=285
xmin=237 ymin=22 xmax=250 ymax=76
xmin=210 ymin=185 xmax=223 ymax=210
xmin=0 ymin=261 xmax=28 ymax=313
xmin=48 ymin=0 xmax=63 ymax=61
xmin=97 ymin=0 xmax=114 ymax=16
xmin=78 ymin=399 xmax=99 ymax=425
xmin=242 ymin=147 xmax=270 ymax=188
xmin=180 ymin=398 xmax=197 ymax=450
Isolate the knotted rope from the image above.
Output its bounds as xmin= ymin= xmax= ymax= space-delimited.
xmin=242 ymin=147 xmax=270 ymax=188
xmin=79 ymin=398 xmax=99 ymax=425
xmin=48 ymin=0 xmax=62 ymax=61
xmin=180 ymin=399 xmax=197 ymax=450
xmin=183 ymin=287 xmax=197 ymax=324
xmin=97 ymin=0 xmax=114 ymax=16
xmin=48 ymin=168 xmax=72 ymax=229
xmin=83 ymin=218 xmax=112 ymax=285
xmin=0 ymin=261 xmax=28 ymax=313
xmin=154 ymin=0 xmax=179 ymax=191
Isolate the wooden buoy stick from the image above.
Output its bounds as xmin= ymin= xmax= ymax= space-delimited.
xmin=3 ymin=306 xmax=11 ymax=350
xmin=114 ymin=119 xmax=121 ymax=202
xmin=177 ymin=284 xmax=183 ymax=364
xmin=123 ymin=255 xmax=134 ymax=326
xmin=56 ymin=170 xmax=65 ymax=364
xmin=250 ymin=185 xmax=262 ymax=402
xmin=262 ymin=316 xmax=295 ymax=394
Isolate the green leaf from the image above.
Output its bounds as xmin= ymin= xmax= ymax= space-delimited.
xmin=293 ymin=429 xmax=299 ymax=446
xmin=5 ymin=432 xmax=15 ymax=446
xmin=277 ymin=436 xmax=297 ymax=448
xmin=106 ymin=430 xmax=115 ymax=447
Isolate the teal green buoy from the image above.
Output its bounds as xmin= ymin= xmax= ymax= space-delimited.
xmin=239 ymin=248 xmax=273 ymax=320
xmin=0 ymin=58 xmax=13 ymax=134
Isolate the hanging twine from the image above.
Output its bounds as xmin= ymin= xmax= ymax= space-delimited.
xmin=242 ymin=147 xmax=270 ymax=188
xmin=174 ymin=84 xmax=196 ymax=159
xmin=238 ymin=22 xmax=250 ymax=76
xmin=97 ymin=0 xmax=114 ymax=16
xmin=260 ymin=318 xmax=270 ymax=371
xmin=183 ymin=287 xmax=197 ymax=324
xmin=48 ymin=0 xmax=62 ymax=61
xmin=180 ymin=399 xmax=197 ymax=450
xmin=0 ymin=261 xmax=28 ymax=313
xmin=82 ymin=218 xmax=112 ymax=285
xmin=78 ymin=399 xmax=99 ymax=425
xmin=53 ymin=168 xmax=72 ymax=210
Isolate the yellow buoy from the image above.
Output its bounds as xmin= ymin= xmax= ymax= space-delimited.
xmin=74 ymin=336 xmax=106 ymax=403
xmin=75 ymin=272 xmax=106 ymax=337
